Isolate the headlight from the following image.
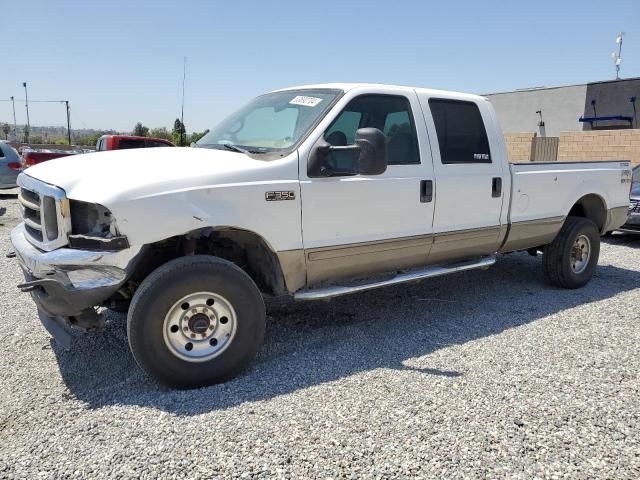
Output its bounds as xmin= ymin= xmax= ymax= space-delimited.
xmin=68 ymin=200 xmax=129 ymax=251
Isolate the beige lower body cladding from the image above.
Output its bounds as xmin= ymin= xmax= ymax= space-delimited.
xmin=281 ymin=206 xmax=627 ymax=294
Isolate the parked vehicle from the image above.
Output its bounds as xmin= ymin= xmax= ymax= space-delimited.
xmin=96 ymin=135 xmax=175 ymax=151
xmin=0 ymin=142 xmax=22 ymax=189
xmin=618 ymin=183 xmax=640 ymax=233
xmin=21 ymin=148 xmax=87 ymax=168
xmin=10 ymin=83 xmax=633 ymax=388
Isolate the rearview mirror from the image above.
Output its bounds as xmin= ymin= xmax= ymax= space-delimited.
xmin=308 ymin=127 xmax=387 ymax=177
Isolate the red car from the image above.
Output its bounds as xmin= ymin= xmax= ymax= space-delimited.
xmin=96 ymin=135 xmax=175 ymax=151
xmin=21 ymin=148 xmax=85 ymax=167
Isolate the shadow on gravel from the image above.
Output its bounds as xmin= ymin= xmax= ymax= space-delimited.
xmin=52 ymin=252 xmax=640 ymax=414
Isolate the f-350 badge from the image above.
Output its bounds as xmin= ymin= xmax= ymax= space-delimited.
xmin=265 ymin=191 xmax=296 ymax=201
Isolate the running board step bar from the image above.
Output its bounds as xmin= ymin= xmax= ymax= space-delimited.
xmin=294 ymin=255 xmax=496 ymax=301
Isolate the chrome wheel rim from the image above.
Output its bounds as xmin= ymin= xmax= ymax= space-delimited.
xmin=162 ymin=291 xmax=237 ymax=362
xmin=570 ymin=234 xmax=591 ymax=274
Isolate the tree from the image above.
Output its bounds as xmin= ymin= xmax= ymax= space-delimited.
xmin=172 ymin=118 xmax=186 ymax=146
xmin=132 ymin=122 xmax=149 ymax=137
xmin=2 ymin=123 xmax=9 ymax=140
xmin=189 ymin=129 xmax=209 ymax=144
xmin=73 ymin=131 xmax=107 ymax=146
xmin=149 ymin=127 xmax=172 ymax=141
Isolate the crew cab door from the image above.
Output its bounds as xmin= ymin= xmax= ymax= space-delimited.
xmin=417 ymin=94 xmax=508 ymax=263
xmin=299 ymin=88 xmax=435 ymax=287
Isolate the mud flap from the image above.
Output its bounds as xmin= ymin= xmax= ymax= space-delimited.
xmin=38 ymin=308 xmax=72 ymax=350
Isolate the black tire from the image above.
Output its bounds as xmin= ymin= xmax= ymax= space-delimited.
xmin=543 ymin=216 xmax=600 ymax=289
xmin=127 ymin=255 xmax=265 ymax=389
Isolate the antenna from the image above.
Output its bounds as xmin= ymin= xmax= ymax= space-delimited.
xmin=611 ymin=31 xmax=625 ymax=80
xmin=180 ymin=57 xmax=186 ymax=146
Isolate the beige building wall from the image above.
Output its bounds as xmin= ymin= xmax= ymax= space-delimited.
xmin=504 ymin=133 xmax=536 ymax=162
xmin=557 ymin=130 xmax=640 ymax=166
xmin=505 ymin=129 xmax=640 ymax=165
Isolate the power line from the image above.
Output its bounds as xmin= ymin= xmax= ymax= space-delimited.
xmin=0 ymin=97 xmax=72 ymax=145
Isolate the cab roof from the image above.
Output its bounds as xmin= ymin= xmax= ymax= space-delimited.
xmin=273 ymin=83 xmax=487 ymax=103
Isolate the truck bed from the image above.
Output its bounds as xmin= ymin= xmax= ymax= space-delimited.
xmin=508 ymin=160 xmax=631 ymax=225
xmin=497 ymin=160 xmax=632 ymax=253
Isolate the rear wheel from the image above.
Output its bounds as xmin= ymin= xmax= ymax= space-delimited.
xmin=127 ymin=255 xmax=265 ymax=388
xmin=543 ymin=216 xmax=600 ymax=289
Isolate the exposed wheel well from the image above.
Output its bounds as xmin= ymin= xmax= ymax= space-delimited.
xmin=567 ymin=194 xmax=607 ymax=233
xmin=117 ymin=228 xmax=288 ymax=305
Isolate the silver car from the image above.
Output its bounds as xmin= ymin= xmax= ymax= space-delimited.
xmin=620 ymin=183 xmax=640 ymax=233
xmin=0 ymin=142 xmax=21 ymax=189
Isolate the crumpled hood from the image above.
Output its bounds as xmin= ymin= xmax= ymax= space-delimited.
xmin=23 ymin=147 xmax=285 ymax=204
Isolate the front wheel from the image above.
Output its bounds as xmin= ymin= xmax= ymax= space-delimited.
xmin=127 ymin=255 xmax=265 ymax=389
xmin=543 ymin=216 xmax=600 ymax=289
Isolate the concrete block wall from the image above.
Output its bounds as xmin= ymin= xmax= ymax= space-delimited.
xmin=504 ymin=129 xmax=640 ymax=165
xmin=557 ymin=130 xmax=640 ymax=166
xmin=504 ymin=133 xmax=536 ymax=162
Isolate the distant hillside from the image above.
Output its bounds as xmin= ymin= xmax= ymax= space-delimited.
xmin=7 ymin=124 xmax=121 ymax=138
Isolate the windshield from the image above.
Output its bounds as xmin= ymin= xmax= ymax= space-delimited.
xmin=196 ymin=89 xmax=341 ymax=155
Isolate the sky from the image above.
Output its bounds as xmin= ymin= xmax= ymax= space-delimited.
xmin=2 ymin=0 xmax=639 ymax=133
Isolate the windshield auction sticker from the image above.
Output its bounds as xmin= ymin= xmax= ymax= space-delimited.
xmin=289 ymin=96 xmax=323 ymax=107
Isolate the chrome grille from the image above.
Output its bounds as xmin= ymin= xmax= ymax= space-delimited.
xmin=17 ymin=174 xmax=70 ymax=251
xmin=629 ymin=200 xmax=640 ymax=214
xmin=19 ymin=187 xmax=43 ymax=241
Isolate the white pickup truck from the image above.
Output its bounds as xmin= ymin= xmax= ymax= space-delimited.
xmin=11 ymin=83 xmax=632 ymax=388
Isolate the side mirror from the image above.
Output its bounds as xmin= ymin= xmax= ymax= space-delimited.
xmin=308 ymin=127 xmax=387 ymax=177
xmin=353 ymin=127 xmax=387 ymax=176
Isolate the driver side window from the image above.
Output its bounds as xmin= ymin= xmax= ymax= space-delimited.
xmin=322 ymin=94 xmax=420 ymax=173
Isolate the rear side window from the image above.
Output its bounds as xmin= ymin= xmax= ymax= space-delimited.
xmin=429 ymin=99 xmax=491 ymax=164
xmin=0 ymin=146 xmax=5 ymax=159
xmin=119 ymin=139 xmax=146 ymax=149
xmin=145 ymin=140 xmax=170 ymax=148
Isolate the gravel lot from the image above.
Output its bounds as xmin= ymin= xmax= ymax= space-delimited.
xmin=0 ymin=189 xmax=639 ymax=479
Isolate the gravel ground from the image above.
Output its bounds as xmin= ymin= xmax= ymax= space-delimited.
xmin=0 ymin=189 xmax=639 ymax=479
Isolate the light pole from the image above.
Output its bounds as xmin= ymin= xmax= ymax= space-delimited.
xmin=23 ymin=82 xmax=30 ymax=143
xmin=10 ymin=96 xmax=17 ymax=142
xmin=63 ymin=100 xmax=71 ymax=145
xmin=180 ymin=56 xmax=186 ymax=146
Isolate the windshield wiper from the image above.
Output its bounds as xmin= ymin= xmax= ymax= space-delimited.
xmin=222 ymin=143 xmax=256 ymax=155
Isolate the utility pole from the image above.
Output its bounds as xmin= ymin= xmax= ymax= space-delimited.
xmin=180 ymin=56 xmax=186 ymax=146
xmin=64 ymin=101 xmax=71 ymax=145
xmin=23 ymin=82 xmax=30 ymax=143
xmin=10 ymin=96 xmax=17 ymax=142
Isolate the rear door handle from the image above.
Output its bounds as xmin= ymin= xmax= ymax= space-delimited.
xmin=492 ymin=177 xmax=502 ymax=198
xmin=420 ymin=180 xmax=433 ymax=203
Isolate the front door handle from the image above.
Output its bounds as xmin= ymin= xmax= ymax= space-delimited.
xmin=492 ymin=177 xmax=502 ymax=198
xmin=420 ymin=180 xmax=433 ymax=203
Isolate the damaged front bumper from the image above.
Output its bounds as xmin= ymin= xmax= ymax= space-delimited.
xmin=10 ymin=223 xmax=143 ymax=346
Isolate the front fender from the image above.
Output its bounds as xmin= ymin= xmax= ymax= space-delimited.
xmin=106 ymin=181 xmax=303 ymax=253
